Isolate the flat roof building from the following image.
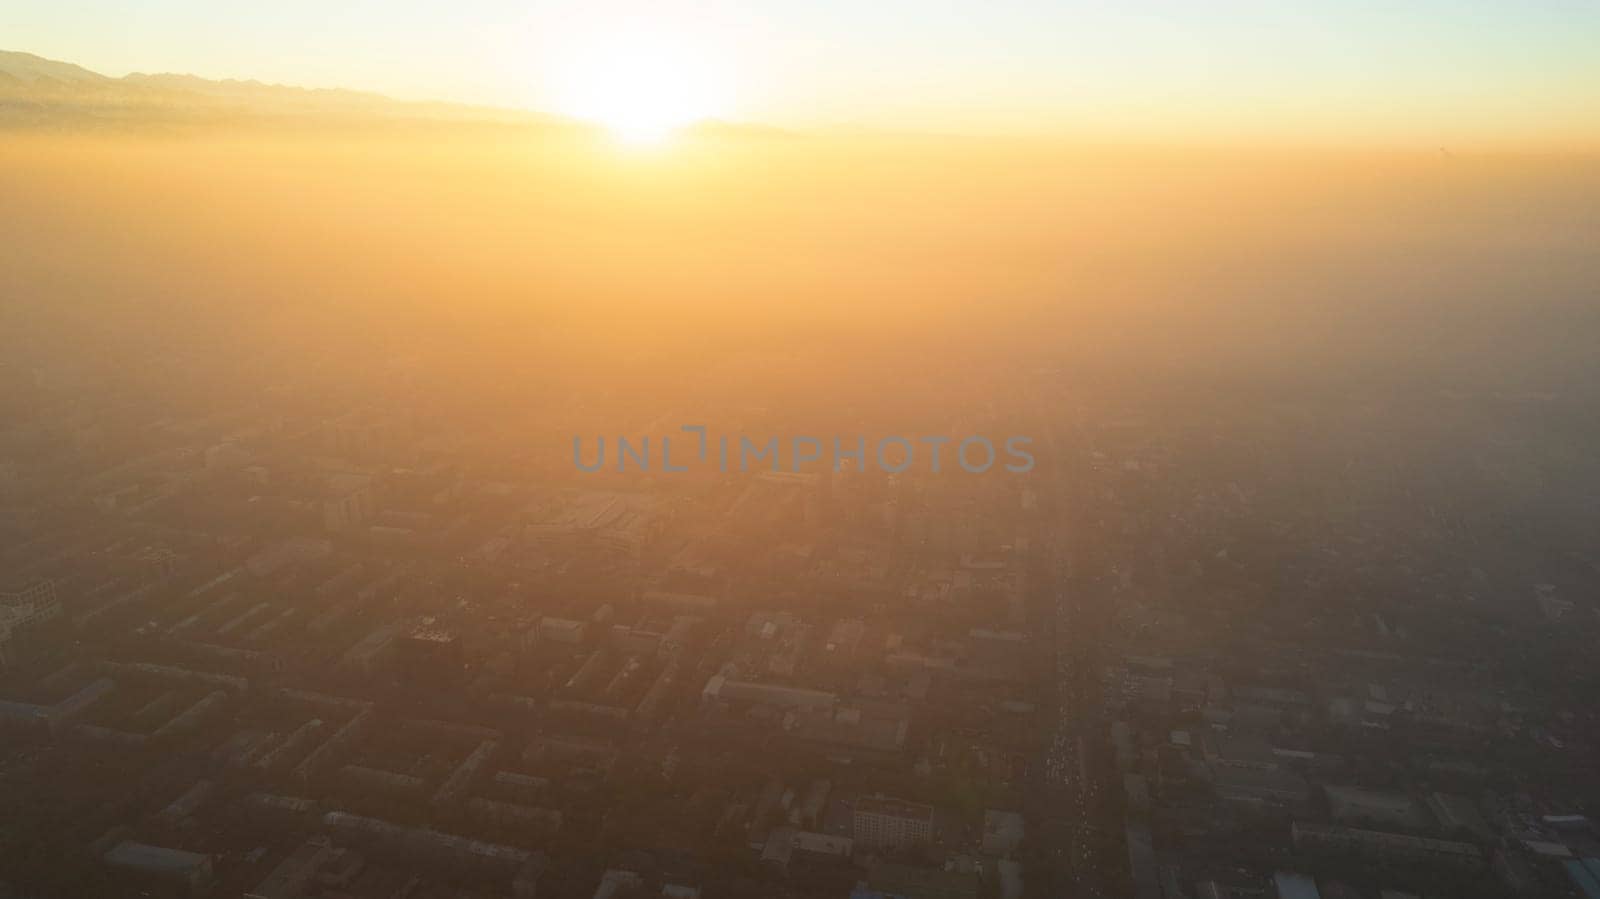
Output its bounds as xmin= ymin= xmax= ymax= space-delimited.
xmin=103 ymin=841 xmax=213 ymax=897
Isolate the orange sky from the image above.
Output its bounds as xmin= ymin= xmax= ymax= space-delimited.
xmin=8 ymin=0 xmax=1600 ymax=145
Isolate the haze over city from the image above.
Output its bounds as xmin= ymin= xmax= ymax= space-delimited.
xmin=1 ymin=3 xmax=1599 ymax=898
xmin=9 ymin=0 xmax=1600 ymax=143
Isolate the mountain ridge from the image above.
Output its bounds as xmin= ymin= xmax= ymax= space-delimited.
xmin=0 ymin=48 xmax=572 ymax=132
xmin=0 ymin=49 xmax=111 ymax=85
xmin=0 ymin=49 xmax=792 ymax=139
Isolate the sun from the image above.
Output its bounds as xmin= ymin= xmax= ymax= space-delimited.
xmin=548 ymin=29 xmax=732 ymax=146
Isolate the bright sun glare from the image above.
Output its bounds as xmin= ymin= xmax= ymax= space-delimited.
xmin=549 ymin=29 xmax=731 ymax=146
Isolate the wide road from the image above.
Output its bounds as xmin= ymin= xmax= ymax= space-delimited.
xmin=1023 ymin=431 xmax=1126 ymax=899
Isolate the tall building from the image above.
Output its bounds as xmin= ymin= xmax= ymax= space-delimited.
xmin=852 ymin=795 xmax=933 ymax=852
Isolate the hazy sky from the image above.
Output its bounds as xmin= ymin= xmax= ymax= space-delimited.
xmin=9 ymin=0 xmax=1600 ymax=140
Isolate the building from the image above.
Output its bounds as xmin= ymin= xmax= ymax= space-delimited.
xmin=1324 ymin=785 xmax=1430 ymax=830
xmin=1291 ymin=821 xmax=1483 ymax=870
xmin=0 ymin=615 xmax=14 ymax=670
xmin=1273 ymin=871 xmax=1322 ymax=899
xmin=853 ymin=795 xmax=934 ymax=852
xmin=102 ymin=841 xmax=214 ymax=897
xmin=537 ymin=616 xmax=588 ymax=645
xmin=1427 ymin=792 xmax=1494 ymax=840
xmin=794 ymin=779 xmax=832 ymax=830
xmin=1210 ymin=763 xmax=1312 ymax=806
xmin=0 ymin=578 xmax=62 ymax=632
xmin=593 ymin=868 xmax=645 ymax=899
xmin=860 ymin=862 xmax=980 ymax=899
xmin=982 ymin=809 xmax=1025 ymax=856
xmin=246 ymin=839 xmax=338 ymax=899
xmin=394 ymin=627 xmax=464 ymax=687
xmin=341 ymin=624 xmax=401 ymax=674
xmin=322 ymin=477 xmax=374 ymax=532
xmin=762 ymin=826 xmax=854 ymax=871
xmin=791 ymin=703 xmax=910 ymax=759
xmin=659 ymin=615 xmax=698 ymax=657
xmin=701 ymin=674 xmax=836 ymax=713
xmin=321 ymin=812 xmax=531 ymax=875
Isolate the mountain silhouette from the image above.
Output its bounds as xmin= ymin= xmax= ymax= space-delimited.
xmin=0 ymin=49 xmax=571 ymax=132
